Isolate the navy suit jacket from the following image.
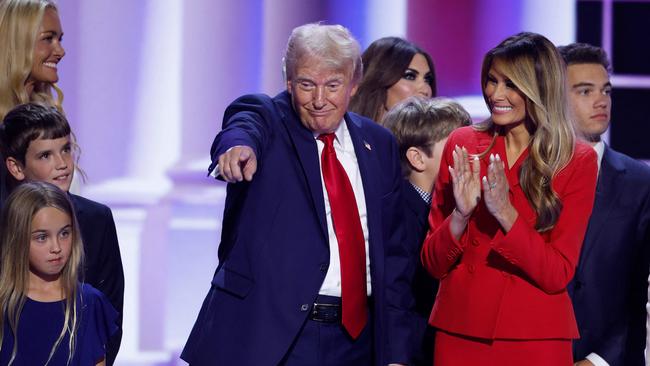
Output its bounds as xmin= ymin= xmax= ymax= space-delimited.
xmin=401 ymin=181 xmax=438 ymax=365
xmin=568 ymin=145 xmax=650 ymax=365
xmin=181 ymin=92 xmax=413 ymax=365
xmin=70 ymin=194 xmax=124 ymax=366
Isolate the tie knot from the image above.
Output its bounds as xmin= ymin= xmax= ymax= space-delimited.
xmin=318 ymin=133 xmax=336 ymax=149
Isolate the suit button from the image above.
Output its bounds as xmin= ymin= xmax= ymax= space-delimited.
xmin=300 ymin=304 xmax=310 ymax=312
xmin=468 ymin=265 xmax=475 ymax=273
xmin=319 ymin=263 xmax=328 ymax=273
xmin=471 ymin=239 xmax=480 ymax=247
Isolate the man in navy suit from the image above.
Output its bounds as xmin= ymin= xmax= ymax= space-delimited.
xmin=560 ymin=43 xmax=650 ymax=366
xmin=181 ymin=23 xmax=413 ymax=366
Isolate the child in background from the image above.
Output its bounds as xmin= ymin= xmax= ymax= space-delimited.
xmin=0 ymin=103 xmax=124 ymax=364
xmin=382 ymin=96 xmax=472 ymax=365
xmin=0 ymin=181 xmax=117 ymax=365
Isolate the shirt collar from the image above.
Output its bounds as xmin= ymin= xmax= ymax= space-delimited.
xmin=410 ymin=182 xmax=432 ymax=205
xmin=593 ymin=140 xmax=605 ymax=173
xmin=313 ymin=119 xmax=347 ymax=149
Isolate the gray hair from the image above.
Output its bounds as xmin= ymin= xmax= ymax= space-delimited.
xmin=283 ymin=23 xmax=363 ymax=84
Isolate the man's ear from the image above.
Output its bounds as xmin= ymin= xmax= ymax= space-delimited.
xmin=6 ymin=157 xmax=26 ymax=182
xmin=406 ymin=147 xmax=426 ymax=172
xmin=286 ymin=79 xmax=293 ymax=95
xmin=350 ymin=83 xmax=359 ymax=97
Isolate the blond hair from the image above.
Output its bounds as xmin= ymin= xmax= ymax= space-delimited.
xmin=0 ymin=182 xmax=83 ymax=365
xmin=0 ymin=0 xmax=64 ymax=121
xmin=476 ymin=32 xmax=575 ymax=232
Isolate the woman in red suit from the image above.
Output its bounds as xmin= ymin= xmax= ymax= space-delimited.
xmin=421 ymin=32 xmax=598 ymax=365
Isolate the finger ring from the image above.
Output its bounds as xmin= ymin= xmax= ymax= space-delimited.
xmin=489 ymin=182 xmax=497 ymax=189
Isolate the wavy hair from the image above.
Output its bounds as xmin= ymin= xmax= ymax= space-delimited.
xmin=0 ymin=181 xmax=83 ymax=365
xmin=476 ymin=32 xmax=575 ymax=232
xmin=0 ymin=0 xmax=63 ymax=121
xmin=349 ymin=37 xmax=436 ymax=122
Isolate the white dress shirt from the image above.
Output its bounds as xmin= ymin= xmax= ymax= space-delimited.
xmin=594 ymin=140 xmax=605 ymax=173
xmin=316 ymin=121 xmax=372 ymax=297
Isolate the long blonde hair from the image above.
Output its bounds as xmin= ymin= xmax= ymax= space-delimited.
xmin=0 ymin=0 xmax=64 ymax=121
xmin=0 ymin=182 xmax=83 ymax=365
xmin=477 ymin=32 xmax=575 ymax=232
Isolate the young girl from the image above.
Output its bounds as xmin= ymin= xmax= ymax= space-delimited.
xmin=0 ymin=181 xmax=117 ymax=365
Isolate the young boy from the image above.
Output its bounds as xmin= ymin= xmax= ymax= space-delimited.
xmin=0 ymin=103 xmax=124 ymax=365
xmin=382 ymin=96 xmax=471 ymax=365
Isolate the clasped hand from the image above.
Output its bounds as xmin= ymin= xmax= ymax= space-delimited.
xmin=448 ymin=145 xmax=516 ymax=228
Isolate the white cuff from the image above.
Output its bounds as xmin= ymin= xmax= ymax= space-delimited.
xmin=586 ymin=352 xmax=609 ymax=366
xmin=210 ymin=166 xmax=220 ymax=179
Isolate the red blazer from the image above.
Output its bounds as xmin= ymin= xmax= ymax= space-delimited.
xmin=421 ymin=126 xmax=597 ymax=340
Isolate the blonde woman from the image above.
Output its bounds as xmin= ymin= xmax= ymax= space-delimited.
xmin=0 ymin=0 xmax=64 ymax=119
xmin=0 ymin=182 xmax=117 ymax=365
xmin=421 ymin=32 xmax=598 ymax=364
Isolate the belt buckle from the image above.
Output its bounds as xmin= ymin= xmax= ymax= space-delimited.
xmin=311 ymin=302 xmax=340 ymax=323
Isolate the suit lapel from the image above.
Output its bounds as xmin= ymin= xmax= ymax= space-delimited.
xmin=579 ymin=146 xmax=625 ymax=263
xmin=275 ymin=93 xmax=328 ymax=238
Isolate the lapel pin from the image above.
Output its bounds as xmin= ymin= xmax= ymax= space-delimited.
xmin=364 ymin=141 xmax=372 ymax=150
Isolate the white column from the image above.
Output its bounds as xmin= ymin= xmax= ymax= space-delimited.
xmin=261 ymin=0 xmax=326 ymax=94
xmin=365 ymin=0 xmax=407 ymax=44
xmin=521 ymin=0 xmax=576 ymax=46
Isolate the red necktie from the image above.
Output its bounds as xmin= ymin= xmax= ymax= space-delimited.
xmin=318 ymin=133 xmax=368 ymax=339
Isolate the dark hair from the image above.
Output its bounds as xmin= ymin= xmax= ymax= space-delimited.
xmin=557 ymin=43 xmax=610 ymax=71
xmin=349 ymin=37 xmax=436 ymax=122
xmin=383 ymin=97 xmax=471 ymax=177
xmin=0 ymin=103 xmax=71 ymax=165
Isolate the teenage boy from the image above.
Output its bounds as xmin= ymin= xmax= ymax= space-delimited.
xmin=559 ymin=43 xmax=650 ymax=366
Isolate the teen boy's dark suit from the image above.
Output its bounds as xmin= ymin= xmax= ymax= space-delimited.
xmin=181 ymin=91 xmax=414 ymax=365
xmin=70 ymin=194 xmax=125 ymax=365
xmin=568 ymin=145 xmax=650 ymax=366
xmin=401 ymin=181 xmax=438 ymax=365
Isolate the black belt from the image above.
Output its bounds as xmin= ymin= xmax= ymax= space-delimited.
xmin=309 ymin=295 xmax=372 ymax=323
xmin=310 ymin=295 xmax=341 ymax=323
